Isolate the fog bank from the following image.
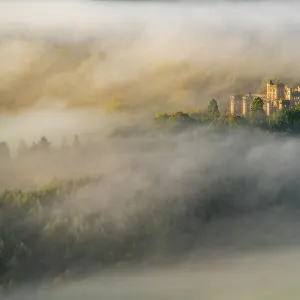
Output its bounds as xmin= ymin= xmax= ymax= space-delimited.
xmin=0 ymin=1 xmax=300 ymax=121
xmin=1 ymin=1 xmax=300 ymax=299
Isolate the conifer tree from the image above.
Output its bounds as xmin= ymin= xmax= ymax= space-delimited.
xmin=73 ymin=135 xmax=80 ymax=148
xmin=250 ymin=96 xmax=264 ymax=112
xmin=207 ymin=98 xmax=220 ymax=120
xmin=16 ymin=140 xmax=29 ymax=159
xmin=38 ymin=136 xmax=51 ymax=151
xmin=250 ymin=96 xmax=266 ymax=126
xmin=0 ymin=141 xmax=10 ymax=161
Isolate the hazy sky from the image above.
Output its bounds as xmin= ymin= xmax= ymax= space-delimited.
xmin=2 ymin=2 xmax=300 ymax=300
xmin=1 ymin=0 xmax=300 ymax=145
xmin=1 ymin=1 xmax=300 ymax=34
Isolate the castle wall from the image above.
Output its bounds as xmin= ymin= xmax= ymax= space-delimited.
xmin=267 ymin=80 xmax=285 ymax=101
xmin=285 ymin=86 xmax=292 ymax=100
xmin=230 ymin=80 xmax=300 ymax=118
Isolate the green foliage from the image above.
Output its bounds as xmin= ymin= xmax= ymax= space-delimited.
xmin=0 ymin=169 xmax=293 ymax=292
xmin=167 ymin=111 xmax=193 ymax=122
xmin=188 ymin=108 xmax=205 ymax=121
xmin=250 ymin=96 xmax=264 ymax=112
xmin=2 ymin=115 xmax=300 ymax=292
xmin=154 ymin=97 xmax=300 ymax=134
xmin=268 ymin=105 xmax=300 ymax=133
xmin=286 ymin=105 xmax=300 ymax=132
xmin=4 ymin=101 xmax=300 ymax=292
xmin=249 ymin=97 xmax=266 ymax=127
xmin=222 ymin=113 xmax=248 ymax=129
xmin=0 ymin=176 xmax=102 ymax=289
xmin=269 ymin=110 xmax=290 ymax=131
xmin=154 ymin=113 xmax=170 ymax=122
xmin=207 ymin=98 xmax=220 ymax=120
xmin=155 ymin=111 xmax=198 ymax=132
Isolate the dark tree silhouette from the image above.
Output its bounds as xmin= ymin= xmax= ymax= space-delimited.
xmin=207 ymin=98 xmax=220 ymax=120
xmin=73 ymin=135 xmax=80 ymax=148
xmin=0 ymin=141 xmax=10 ymax=161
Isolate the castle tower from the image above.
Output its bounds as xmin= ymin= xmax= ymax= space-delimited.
xmin=277 ymin=83 xmax=285 ymax=100
xmin=266 ymin=80 xmax=274 ymax=101
xmin=242 ymin=94 xmax=252 ymax=116
xmin=230 ymin=95 xmax=242 ymax=115
xmin=265 ymin=100 xmax=273 ymax=116
xmin=285 ymin=86 xmax=292 ymax=100
xmin=266 ymin=79 xmax=285 ymax=101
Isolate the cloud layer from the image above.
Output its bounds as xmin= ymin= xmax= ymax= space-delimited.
xmin=2 ymin=1 xmax=300 ymax=299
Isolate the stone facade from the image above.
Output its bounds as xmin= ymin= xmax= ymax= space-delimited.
xmin=230 ymin=80 xmax=300 ymax=116
xmin=230 ymin=95 xmax=242 ymax=115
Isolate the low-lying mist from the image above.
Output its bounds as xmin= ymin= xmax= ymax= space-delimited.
xmin=7 ymin=249 xmax=300 ymax=300
xmin=2 ymin=0 xmax=300 ymax=299
xmin=2 ymin=128 xmax=300 ymax=299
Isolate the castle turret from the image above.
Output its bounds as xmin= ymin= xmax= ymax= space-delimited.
xmin=265 ymin=100 xmax=273 ymax=116
xmin=285 ymin=86 xmax=292 ymax=100
xmin=267 ymin=79 xmax=285 ymax=101
xmin=242 ymin=93 xmax=252 ymax=116
xmin=229 ymin=79 xmax=300 ymax=117
xmin=230 ymin=95 xmax=242 ymax=115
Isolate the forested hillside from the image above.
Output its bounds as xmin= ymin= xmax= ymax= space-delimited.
xmin=2 ymin=1 xmax=300 ymax=298
xmin=1 ymin=98 xmax=300 ymax=292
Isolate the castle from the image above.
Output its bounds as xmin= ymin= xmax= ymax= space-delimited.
xmin=230 ymin=80 xmax=300 ymax=116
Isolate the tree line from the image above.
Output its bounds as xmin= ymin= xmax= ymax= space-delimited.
xmin=0 ymin=135 xmax=81 ymax=162
xmin=1 ymin=159 xmax=299 ymax=292
xmin=154 ymin=97 xmax=300 ymax=133
xmin=2 ymin=97 xmax=300 ymax=292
